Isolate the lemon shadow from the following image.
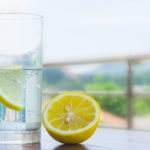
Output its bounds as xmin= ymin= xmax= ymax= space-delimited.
xmin=53 ymin=144 xmax=88 ymax=150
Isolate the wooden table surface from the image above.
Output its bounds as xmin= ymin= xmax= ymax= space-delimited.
xmin=0 ymin=126 xmax=150 ymax=150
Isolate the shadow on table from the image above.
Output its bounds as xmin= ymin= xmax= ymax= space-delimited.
xmin=0 ymin=143 xmax=41 ymax=150
xmin=53 ymin=144 xmax=88 ymax=150
xmin=53 ymin=144 xmax=111 ymax=150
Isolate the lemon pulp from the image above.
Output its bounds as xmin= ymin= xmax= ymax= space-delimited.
xmin=0 ymin=65 xmax=24 ymax=111
xmin=42 ymin=92 xmax=101 ymax=143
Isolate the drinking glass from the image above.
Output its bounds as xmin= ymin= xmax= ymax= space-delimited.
xmin=0 ymin=13 xmax=43 ymax=144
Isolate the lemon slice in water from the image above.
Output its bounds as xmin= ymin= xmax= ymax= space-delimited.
xmin=42 ymin=92 xmax=101 ymax=143
xmin=0 ymin=65 xmax=24 ymax=111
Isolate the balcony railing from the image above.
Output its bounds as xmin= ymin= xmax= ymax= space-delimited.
xmin=43 ymin=54 xmax=150 ymax=129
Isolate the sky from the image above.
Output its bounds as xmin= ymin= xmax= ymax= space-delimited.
xmin=0 ymin=0 xmax=150 ymax=64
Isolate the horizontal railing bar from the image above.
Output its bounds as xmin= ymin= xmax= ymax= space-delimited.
xmin=133 ymin=92 xmax=150 ymax=96
xmin=43 ymin=54 xmax=150 ymax=68
xmin=42 ymin=91 xmax=150 ymax=97
xmin=43 ymin=91 xmax=126 ymax=96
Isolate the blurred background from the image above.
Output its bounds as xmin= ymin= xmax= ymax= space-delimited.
xmin=1 ymin=0 xmax=150 ymax=130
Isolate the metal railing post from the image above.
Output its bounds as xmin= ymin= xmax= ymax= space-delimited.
xmin=127 ymin=60 xmax=133 ymax=129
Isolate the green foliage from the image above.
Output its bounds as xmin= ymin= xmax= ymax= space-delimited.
xmin=96 ymin=96 xmax=126 ymax=118
xmin=86 ymin=74 xmax=123 ymax=91
xmin=133 ymin=97 xmax=150 ymax=115
xmin=85 ymin=75 xmax=126 ymax=117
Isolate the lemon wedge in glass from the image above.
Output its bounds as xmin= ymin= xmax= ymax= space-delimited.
xmin=42 ymin=92 xmax=101 ymax=144
xmin=0 ymin=65 xmax=24 ymax=111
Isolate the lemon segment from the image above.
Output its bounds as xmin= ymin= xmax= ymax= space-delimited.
xmin=0 ymin=65 xmax=24 ymax=111
xmin=42 ymin=92 xmax=101 ymax=143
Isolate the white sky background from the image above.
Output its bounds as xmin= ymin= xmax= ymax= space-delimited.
xmin=0 ymin=0 xmax=150 ymax=64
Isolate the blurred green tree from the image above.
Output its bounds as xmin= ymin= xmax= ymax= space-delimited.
xmin=85 ymin=74 xmax=126 ymax=118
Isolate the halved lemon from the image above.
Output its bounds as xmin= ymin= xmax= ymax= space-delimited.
xmin=0 ymin=65 xmax=24 ymax=111
xmin=42 ymin=92 xmax=101 ymax=143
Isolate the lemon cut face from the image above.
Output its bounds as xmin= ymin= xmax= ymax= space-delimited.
xmin=42 ymin=92 xmax=101 ymax=143
xmin=0 ymin=65 xmax=24 ymax=111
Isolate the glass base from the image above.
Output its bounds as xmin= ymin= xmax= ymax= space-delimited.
xmin=0 ymin=131 xmax=40 ymax=144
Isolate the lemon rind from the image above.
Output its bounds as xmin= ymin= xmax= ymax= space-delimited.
xmin=0 ymin=91 xmax=23 ymax=112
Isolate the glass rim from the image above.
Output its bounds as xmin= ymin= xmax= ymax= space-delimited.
xmin=0 ymin=13 xmax=43 ymax=20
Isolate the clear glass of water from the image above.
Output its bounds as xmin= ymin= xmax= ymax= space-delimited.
xmin=0 ymin=13 xmax=43 ymax=144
